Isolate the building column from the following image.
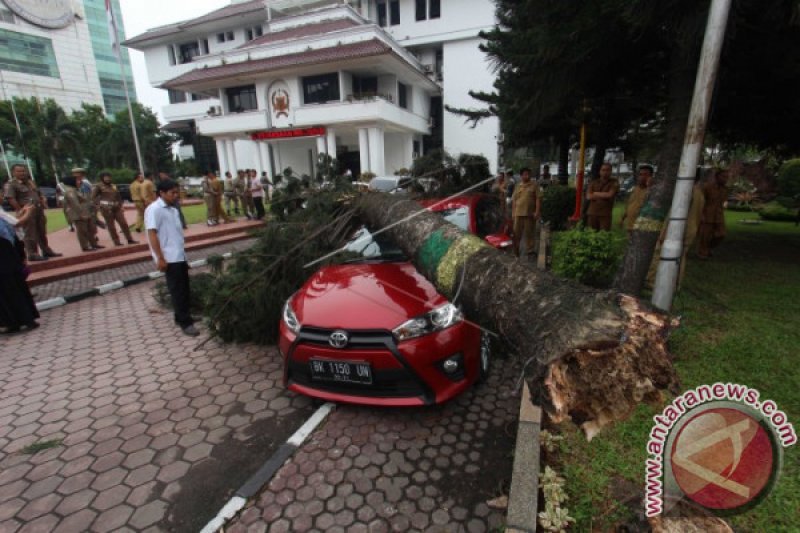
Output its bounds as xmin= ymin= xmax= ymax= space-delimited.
xmin=316 ymin=136 xmax=327 ymax=160
xmin=326 ymin=128 xmax=337 ymax=158
xmin=257 ymin=142 xmax=273 ymax=177
xmin=255 ymin=141 xmax=265 ymax=171
xmin=368 ymin=127 xmax=385 ymax=176
xmin=226 ymin=139 xmax=239 ymax=174
xmin=358 ymin=128 xmax=370 ymax=177
xmin=403 ymin=133 xmax=414 ymax=170
xmin=215 ymin=139 xmax=229 ymax=176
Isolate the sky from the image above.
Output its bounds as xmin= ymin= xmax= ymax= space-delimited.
xmin=118 ymin=0 xmax=230 ymax=121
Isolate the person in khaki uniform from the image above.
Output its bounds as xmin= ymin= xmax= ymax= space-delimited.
xmin=130 ymin=173 xmax=146 ymax=232
xmin=511 ymin=168 xmax=541 ymax=257
xmin=4 ymin=164 xmax=60 ymax=261
xmin=202 ymin=171 xmax=220 ymax=226
xmin=142 ymin=173 xmax=157 ymax=207
xmin=234 ymin=170 xmax=247 ymax=216
xmin=92 ymin=172 xmax=137 ymax=246
xmin=620 ymin=165 xmax=652 ymax=233
xmin=586 ymin=163 xmax=620 ymax=231
xmin=697 ymin=168 xmax=729 ymax=259
xmin=62 ymin=176 xmax=101 ymax=251
xmin=223 ymin=172 xmax=239 ymax=216
xmin=647 ymin=179 xmax=705 ymax=289
xmin=213 ymin=173 xmax=233 ymax=223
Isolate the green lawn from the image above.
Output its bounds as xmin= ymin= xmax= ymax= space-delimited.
xmin=45 ymin=203 xmax=219 ymax=233
xmin=556 ymin=209 xmax=800 ymax=531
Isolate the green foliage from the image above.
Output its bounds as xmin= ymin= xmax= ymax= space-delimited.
xmin=198 ymin=192 xmax=357 ymax=345
xmin=552 ymin=226 xmax=623 ymax=288
xmin=99 ymin=168 xmax=136 ymax=185
xmin=541 ymin=185 xmax=575 ymax=231
xmin=757 ymin=201 xmax=798 ymax=222
xmin=174 ymin=157 xmax=199 ymax=178
xmin=776 ymin=159 xmax=800 ymax=200
xmin=411 ymin=149 xmax=491 ymax=196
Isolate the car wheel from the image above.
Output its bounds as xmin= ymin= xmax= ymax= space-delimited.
xmin=478 ymin=331 xmax=491 ymax=383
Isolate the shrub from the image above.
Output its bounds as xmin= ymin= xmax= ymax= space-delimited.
xmin=757 ymin=201 xmax=798 ymax=222
xmin=552 ymin=226 xmax=623 ymax=288
xmin=541 ymin=185 xmax=576 ymax=231
xmin=777 ymin=159 xmax=800 ymax=200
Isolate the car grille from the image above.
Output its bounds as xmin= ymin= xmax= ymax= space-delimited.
xmin=289 ymin=327 xmax=429 ymax=400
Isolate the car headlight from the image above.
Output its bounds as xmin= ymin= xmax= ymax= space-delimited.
xmin=393 ymin=303 xmax=463 ymax=341
xmin=282 ymin=297 xmax=301 ymax=334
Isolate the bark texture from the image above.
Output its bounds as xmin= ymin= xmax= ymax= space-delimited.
xmin=355 ymin=194 xmax=680 ymax=439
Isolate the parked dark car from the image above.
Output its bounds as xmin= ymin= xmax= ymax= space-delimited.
xmin=38 ymin=186 xmax=59 ymax=208
xmin=117 ymin=184 xmax=132 ymax=202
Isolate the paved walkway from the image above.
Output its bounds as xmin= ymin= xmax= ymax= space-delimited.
xmin=1 ymin=276 xmax=519 ymax=532
xmin=31 ymin=239 xmax=256 ymax=303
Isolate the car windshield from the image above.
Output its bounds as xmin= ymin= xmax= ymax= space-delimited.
xmin=343 ymin=226 xmax=406 ymax=261
xmin=438 ymin=206 xmax=470 ymax=232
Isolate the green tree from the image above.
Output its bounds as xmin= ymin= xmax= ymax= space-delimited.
xmin=70 ymin=104 xmax=114 ymax=172
xmin=110 ymin=103 xmax=176 ymax=174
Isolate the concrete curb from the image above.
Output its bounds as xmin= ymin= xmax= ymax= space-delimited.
xmin=200 ymin=402 xmax=336 ymax=533
xmin=35 ymin=251 xmax=234 ymax=312
xmin=506 ymin=383 xmax=542 ymax=533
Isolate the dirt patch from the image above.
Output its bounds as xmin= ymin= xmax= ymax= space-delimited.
xmin=161 ymin=401 xmax=314 ymax=532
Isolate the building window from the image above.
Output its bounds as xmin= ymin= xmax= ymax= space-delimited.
xmin=226 ymin=31 xmax=234 ymax=41
xmin=389 ymin=0 xmax=400 ymax=25
xmin=0 ymin=29 xmax=59 ymax=78
xmin=191 ymin=93 xmax=211 ymax=101
xmin=415 ymin=0 xmax=426 ymax=21
xmin=352 ymin=75 xmax=378 ymax=97
xmin=398 ymin=82 xmax=408 ymax=109
xmin=168 ymin=89 xmax=187 ymax=104
xmin=0 ymin=7 xmax=15 ymax=24
xmin=217 ymin=33 xmax=225 ymax=43
xmin=167 ymin=45 xmax=176 ymax=65
xmin=246 ymin=26 xmax=263 ymax=41
xmin=302 ymin=73 xmax=340 ymax=105
xmin=178 ymin=41 xmax=201 ymax=63
xmin=226 ymin=85 xmax=257 ymax=112
xmin=377 ymin=2 xmax=387 ymax=27
xmin=429 ymin=0 xmax=440 ymax=19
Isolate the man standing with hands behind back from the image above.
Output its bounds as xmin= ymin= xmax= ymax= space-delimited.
xmin=4 ymin=164 xmax=60 ymax=261
xmin=145 ymin=179 xmax=199 ymax=337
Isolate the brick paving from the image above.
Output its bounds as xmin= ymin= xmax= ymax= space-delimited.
xmin=227 ymin=360 xmax=521 ymax=533
xmin=2 ymin=263 xmax=521 ymax=532
xmin=31 ymin=239 xmax=256 ymax=303
xmin=0 ymin=279 xmax=313 ymax=532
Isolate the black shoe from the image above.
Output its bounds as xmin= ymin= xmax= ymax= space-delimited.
xmin=25 ymin=322 xmax=39 ymax=330
xmin=69 ymin=227 xmax=75 ymax=232
xmin=182 ymin=324 xmax=200 ymax=337
xmin=44 ymin=252 xmax=63 ymax=258
xmin=114 ymin=242 xmax=123 ymax=247
xmin=82 ymin=248 xmax=96 ymax=252
xmin=92 ymin=245 xmax=105 ymax=250
xmin=127 ymin=240 xmax=138 ymax=245
xmin=28 ymin=255 xmax=48 ymax=262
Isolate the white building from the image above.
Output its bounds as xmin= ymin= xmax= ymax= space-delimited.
xmin=0 ymin=0 xmax=137 ymax=115
xmin=125 ymin=0 xmax=499 ymax=178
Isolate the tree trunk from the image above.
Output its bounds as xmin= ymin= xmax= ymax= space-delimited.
xmin=354 ymin=194 xmax=679 ymax=439
xmin=614 ymin=53 xmax=698 ymax=296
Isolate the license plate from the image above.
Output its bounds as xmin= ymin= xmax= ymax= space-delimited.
xmin=309 ymin=359 xmax=372 ymax=385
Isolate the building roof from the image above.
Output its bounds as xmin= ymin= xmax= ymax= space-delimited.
xmin=124 ymin=0 xmax=266 ymax=47
xmin=162 ymin=38 xmax=392 ymax=89
xmin=237 ymin=18 xmax=360 ymax=49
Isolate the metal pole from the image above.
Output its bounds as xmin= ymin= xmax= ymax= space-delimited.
xmin=0 ymin=138 xmax=11 ymax=178
xmin=7 ymin=96 xmax=36 ymax=183
xmin=651 ymin=0 xmax=732 ymax=311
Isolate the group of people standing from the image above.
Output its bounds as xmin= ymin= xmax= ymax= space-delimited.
xmin=61 ymin=167 xmax=138 ymax=251
xmin=202 ymin=169 xmax=270 ymax=226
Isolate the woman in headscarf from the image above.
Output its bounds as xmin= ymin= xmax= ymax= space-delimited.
xmin=0 ymin=195 xmax=39 ymax=334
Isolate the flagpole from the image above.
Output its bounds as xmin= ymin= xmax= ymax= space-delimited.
xmin=0 ymin=138 xmax=11 ymax=178
xmin=107 ymin=0 xmax=145 ymax=177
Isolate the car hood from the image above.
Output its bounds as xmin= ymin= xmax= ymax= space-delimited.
xmin=292 ymin=262 xmax=447 ymax=330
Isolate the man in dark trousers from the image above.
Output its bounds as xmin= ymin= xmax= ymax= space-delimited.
xmin=145 ymin=179 xmax=199 ymax=337
xmin=4 ymin=164 xmax=60 ymax=261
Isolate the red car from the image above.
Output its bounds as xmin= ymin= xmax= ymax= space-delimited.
xmin=279 ymin=194 xmax=510 ymax=406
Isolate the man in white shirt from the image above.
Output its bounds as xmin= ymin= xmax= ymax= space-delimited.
xmin=145 ymin=179 xmax=199 ymax=337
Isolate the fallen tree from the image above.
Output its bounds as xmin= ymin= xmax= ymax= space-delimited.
xmin=355 ymin=193 xmax=680 ymax=439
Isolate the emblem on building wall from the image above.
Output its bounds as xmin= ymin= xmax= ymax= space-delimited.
xmin=271 ymin=89 xmax=290 ymax=118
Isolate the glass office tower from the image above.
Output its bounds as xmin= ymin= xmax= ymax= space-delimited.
xmin=82 ymin=0 xmax=137 ymax=115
